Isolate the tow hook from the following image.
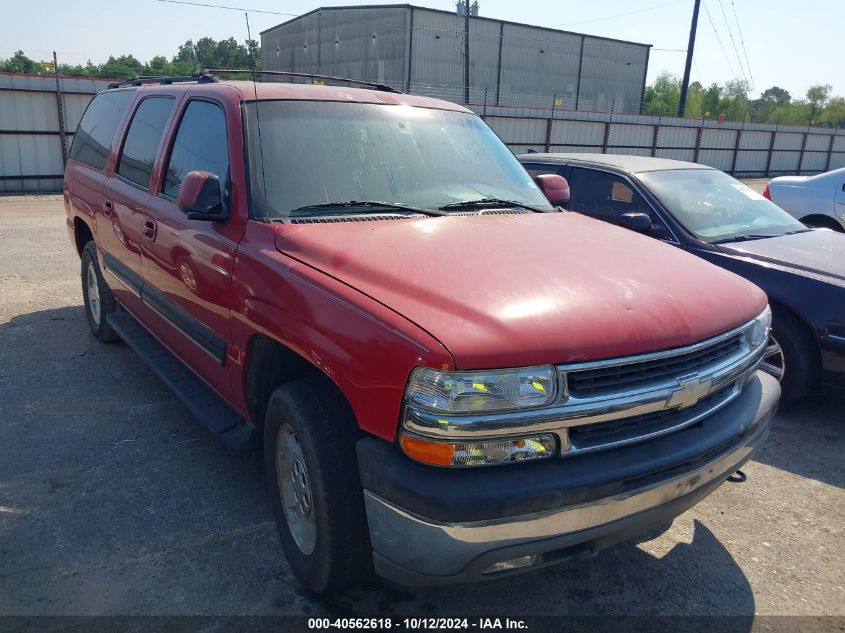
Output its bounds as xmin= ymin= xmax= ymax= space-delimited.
xmin=726 ymin=470 xmax=747 ymax=483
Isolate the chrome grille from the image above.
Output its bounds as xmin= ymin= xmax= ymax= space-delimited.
xmin=566 ymin=333 xmax=744 ymax=397
xmin=567 ymin=384 xmax=736 ymax=454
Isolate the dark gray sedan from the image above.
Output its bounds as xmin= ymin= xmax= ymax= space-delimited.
xmin=519 ymin=153 xmax=845 ymax=404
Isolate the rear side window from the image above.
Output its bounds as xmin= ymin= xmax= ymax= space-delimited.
xmin=117 ymin=97 xmax=174 ymax=188
xmin=162 ymin=100 xmax=229 ymax=198
xmin=68 ymin=90 xmax=135 ymax=170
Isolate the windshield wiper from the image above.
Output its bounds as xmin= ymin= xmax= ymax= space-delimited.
xmin=438 ymin=198 xmax=549 ymax=213
xmin=711 ymin=234 xmax=775 ymax=244
xmin=288 ymin=200 xmax=446 ymax=217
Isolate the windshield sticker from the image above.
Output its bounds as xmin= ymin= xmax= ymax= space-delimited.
xmin=731 ymin=183 xmax=766 ymax=201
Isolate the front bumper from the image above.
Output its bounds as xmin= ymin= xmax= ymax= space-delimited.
xmin=358 ymin=371 xmax=779 ymax=586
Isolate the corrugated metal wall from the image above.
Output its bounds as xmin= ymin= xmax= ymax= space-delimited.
xmin=1 ymin=71 xmax=843 ymax=194
xmin=260 ymin=6 xmax=649 ymax=111
xmin=476 ymin=105 xmax=845 ymax=175
xmin=0 ymin=72 xmax=113 ymax=193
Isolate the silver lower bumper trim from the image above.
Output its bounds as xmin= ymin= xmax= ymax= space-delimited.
xmin=365 ymin=374 xmax=777 ymax=579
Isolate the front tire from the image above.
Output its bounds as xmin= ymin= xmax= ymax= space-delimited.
xmin=762 ymin=306 xmax=820 ymax=406
xmin=81 ymin=241 xmax=119 ymax=343
xmin=263 ymin=377 xmax=373 ymax=593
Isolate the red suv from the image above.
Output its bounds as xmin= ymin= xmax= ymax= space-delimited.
xmin=63 ymin=73 xmax=779 ymax=592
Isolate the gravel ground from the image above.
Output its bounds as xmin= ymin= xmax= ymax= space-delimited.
xmin=0 ymin=195 xmax=842 ymax=620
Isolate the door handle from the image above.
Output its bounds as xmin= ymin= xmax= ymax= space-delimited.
xmin=142 ymin=217 xmax=157 ymax=241
xmin=102 ymin=200 xmax=114 ymax=218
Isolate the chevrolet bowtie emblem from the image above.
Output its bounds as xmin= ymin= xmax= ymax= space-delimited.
xmin=667 ymin=374 xmax=712 ymax=410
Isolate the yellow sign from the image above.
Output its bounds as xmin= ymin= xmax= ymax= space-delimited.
xmin=41 ymin=61 xmax=55 ymax=69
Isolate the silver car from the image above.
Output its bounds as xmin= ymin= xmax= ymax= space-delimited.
xmin=764 ymin=167 xmax=845 ymax=232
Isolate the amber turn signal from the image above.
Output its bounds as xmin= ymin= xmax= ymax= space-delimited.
xmin=400 ymin=434 xmax=455 ymax=466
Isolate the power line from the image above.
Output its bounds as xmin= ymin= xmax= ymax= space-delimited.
xmin=152 ymin=0 xmax=295 ymax=17
xmin=149 ymin=0 xmax=666 ymax=52
xmin=730 ymin=0 xmax=755 ymax=89
xmin=716 ymin=0 xmax=747 ymax=83
xmin=701 ymin=0 xmax=737 ymax=78
xmin=552 ymin=0 xmax=686 ymax=27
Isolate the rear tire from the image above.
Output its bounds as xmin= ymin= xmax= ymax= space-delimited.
xmin=81 ymin=241 xmax=119 ymax=343
xmin=801 ymin=216 xmax=844 ymax=232
xmin=763 ymin=305 xmax=820 ymax=406
xmin=263 ymin=377 xmax=373 ymax=593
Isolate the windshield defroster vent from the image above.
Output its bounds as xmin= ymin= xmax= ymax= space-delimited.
xmin=289 ymin=214 xmax=423 ymax=224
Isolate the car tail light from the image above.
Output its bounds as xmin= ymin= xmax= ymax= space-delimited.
xmin=762 ymin=184 xmax=771 ymax=200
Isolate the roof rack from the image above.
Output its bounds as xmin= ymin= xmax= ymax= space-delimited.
xmin=107 ymin=72 xmax=219 ymax=89
xmin=202 ymin=69 xmax=400 ymax=93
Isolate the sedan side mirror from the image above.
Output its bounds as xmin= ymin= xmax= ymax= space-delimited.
xmin=177 ymin=171 xmax=229 ymax=222
xmin=619 ymin=211 xmax=653 ymax=233
xmin=534 ymin=174 xmax=570 ymax=207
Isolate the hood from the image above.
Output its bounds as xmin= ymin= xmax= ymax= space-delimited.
xmin=718 ymin=229 xmax=845 ymax=284
xmin=274 ymin=213 xmax=766 ymax=369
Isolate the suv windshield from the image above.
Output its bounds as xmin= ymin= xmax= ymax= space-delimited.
xmin=244 ymin=101 xmax=551 ymax=219
xmin=639 ymin=168 xmax=807 ymax=243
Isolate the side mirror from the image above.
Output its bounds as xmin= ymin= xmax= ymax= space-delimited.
xmin=534 ymin=174 xmax=570 ymax=207
xmin=619 ymin=211 xmax=653 ymax=233
xmin=177 ymin=171 xmax=229 ymax=222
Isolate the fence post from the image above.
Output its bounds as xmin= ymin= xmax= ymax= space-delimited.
xmin=765 ymin=123 xmax=778 ymax=177
xmin=730 ymin=120 xmax=743 ymax=176
xmin=651 ymin=117 xmax=660 ymax=157
xmin=693 ymin=119 xmax=703 ymax=164
xmin=482 ymin=87 xmax=487 ymax=120
xmin=545 ymin=93 xmax=556 ymax=153
xmin=53 ymin=51 xmax=68 ymax=167
xmin=798 ymin=126 xmax=809 ymax=175
xmin=601 ymin=101 xmax=614 ymax=155
xmin=824 ymin=132 xmax=835 ymax=172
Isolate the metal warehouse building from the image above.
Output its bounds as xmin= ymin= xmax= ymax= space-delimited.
xmin=260 ymin=4 xmax=651 ymax=113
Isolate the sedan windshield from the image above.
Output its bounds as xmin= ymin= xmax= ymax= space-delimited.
xmin=638 ymin=168 xmax=807 ymax=243
xmin=244 ymin=101 xmax=551 ymax=219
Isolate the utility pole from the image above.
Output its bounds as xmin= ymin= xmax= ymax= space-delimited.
xmin=464 ymin=0 xmax=470 ymax=104
xmin=678 ymin=0 xmax=701 ymax=117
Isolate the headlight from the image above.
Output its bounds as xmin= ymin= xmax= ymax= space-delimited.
xmin=748 ymin=305 xmax=772 ymax=348
xmin=405 ymin=366 xmax=557 ymax=413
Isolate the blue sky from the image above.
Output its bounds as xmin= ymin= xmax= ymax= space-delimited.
xmin=3 ymin=0 xmax=841 ymax=100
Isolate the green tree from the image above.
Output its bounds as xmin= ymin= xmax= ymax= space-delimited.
xmin=701 ymin=83 xmax=722 ymax=119
xmin=643 ymin=71 xmax=680 ymax=116
xmin=806 ymin=84 xmax=832 ymax=119
xmin=749 ymin=86 xmax=791 ymax=122
xmin=99 ymin=54 xmax=145 ymax=79
xmin=768 ymin=100 xmax=812 ymax=125
xmin=818 ymin=97 xmax=845 ymax=128
xmin=718 ymin=78 xmax=751 ymax=122
xmin=0 ymin=50 xmax=43 ymax=74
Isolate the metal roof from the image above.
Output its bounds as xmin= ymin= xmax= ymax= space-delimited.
xmin=518 ymin=153 xmax=712 ymax=174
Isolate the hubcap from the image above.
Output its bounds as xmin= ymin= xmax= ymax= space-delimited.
xmin=86 ymin=265 xmax=101 ymax=326
xmin=276 ymin=424 xmax=316 ymax=555
xmin=759 ymin=334 xmax=785 ymax=382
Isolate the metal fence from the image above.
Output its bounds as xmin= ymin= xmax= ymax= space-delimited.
xmin=0 ymin=72 xmax=114 ymax=193
xmin=469 ymin=99 xmax=845 ymax=176
xmin=1 ymin=72 xmax=843 ymax=194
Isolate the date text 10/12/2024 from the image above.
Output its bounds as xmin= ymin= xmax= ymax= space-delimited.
xmin=307 ymin=618 xmax=529 ymax=630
